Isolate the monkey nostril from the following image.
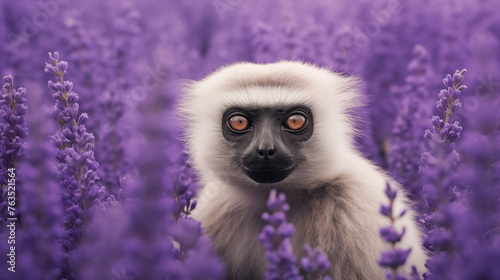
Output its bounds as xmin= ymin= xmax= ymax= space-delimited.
xmin=257 ymin=146 xmax=275 ymax=158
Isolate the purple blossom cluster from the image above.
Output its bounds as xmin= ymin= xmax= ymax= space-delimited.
xmin=0 ymin=75 xmax=28 ymax=227
xmin=45 ymin=52 xmax=106 ymax=279
xmin=0 ymin=76 xmax=28 ymax=177
xmin=168 ymin=162 xmax=200 ymax=222
xmin=259 ymin=189 xmax=331 ymax=280
xmin=420 ymin=69 xmax=467 ymax=213
xmin=1 ymin=0 xmax=500 ymax=279
xmin=389 ymin=45 xmax=433 ymax=207
xmin=299 ymin=246 xmax=332 ymax=280
xmin=259 ymin=189 xmax=301 ymax=280
xmin=378 ymin=183 xmax=415 ymax=280
xmin=418 ymin=69 xmax=469 ymax=279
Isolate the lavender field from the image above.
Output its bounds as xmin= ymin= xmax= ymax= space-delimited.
xmin=1 ymin=0 xmax=500 ymax=279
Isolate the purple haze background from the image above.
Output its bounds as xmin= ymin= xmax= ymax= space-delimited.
xmin=0 ymin=0 xmax=500 ymax=279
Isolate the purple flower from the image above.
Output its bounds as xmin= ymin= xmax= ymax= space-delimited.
xmin=0 ymin=75 xmax=28 ymax=227
xmin=300 ymin=245 xmax=332 ymax=280
xmin=380 ymin=226 xmax=406 ymax=244
xmin=259 ymin=189 xmax=302 ymax=280
xmin=379 ymin=248 xmax=412 ymax=270
xmin=258 ymin=189 xmax=331 ymax=279
xmin=0 ymin=75 xmax=28 ymax=175
xmin=380 ymin=204 xmax=392 ymax=218
xmin=419 ymin=69 xmax=467 ymax=279
xmin=170 ymin=164 xmax=200 ymax=221
xmin=168 ymin=217 xmax=224 ymax=279
xmin=419 ymin=69 xmax=467 ymax=210
xmin=388 ymin=45 xmax=433 ymax=208
xmin=439 ymin=122 xmax=462 ymax=143
xmin=45 ymin=52 xmax=106 ymax=279
xmin=421 ymin=228 xmax=452 ymax=252
xmin=422 ymin=252 xmax=452 ymax=280
xmin=170 ymin=218 xmax=203 ymax=253
xmin=378 ymin=183 xmax=414 ymax=279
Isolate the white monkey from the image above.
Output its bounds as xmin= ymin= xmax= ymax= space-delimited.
xmin=180 ymin=61 xmax=426 ymax=279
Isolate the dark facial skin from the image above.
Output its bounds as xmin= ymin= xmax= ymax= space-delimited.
xmin=222 ymin=106 xmax=314 ymax=184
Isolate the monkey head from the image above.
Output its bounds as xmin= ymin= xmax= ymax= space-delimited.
xmin=180 ymin=61 xmax=363 ymax=190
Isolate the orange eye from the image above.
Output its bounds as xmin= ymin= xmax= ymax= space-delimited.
xmin=286 ymin=114 xmax=306 ymax=130
xmin=228 ymin=115 xmax=249 ymax=131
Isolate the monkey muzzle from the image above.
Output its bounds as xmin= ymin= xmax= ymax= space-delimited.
xmin=236 ymin=115 xmax=301 ymax=184
xmin=242 ymin=165 xmax=295 ymax=184
xmin=241 ymin=153 xmax=295 ymax=184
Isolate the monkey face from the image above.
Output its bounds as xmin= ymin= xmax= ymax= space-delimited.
xmin=221 ymin=106 xmax=313 ymax=184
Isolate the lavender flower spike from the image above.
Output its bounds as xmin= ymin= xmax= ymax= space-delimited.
xmin=388 ymin=44 xmax=432 ymax=208
xmin=378 ymin=183 xmax=414 ymax=280
xmin=259 ymin=189 xmax=302 ymax=280
xmin=300 ymin=245 xmax=332 ymax=280
xmin=45 ymin=52 xmax=105 ymax=279
xmin=418 ymin=69 xmax=467 ymax=280
xmin=436 ymin=69 xmax=467 ymax=126
xmin=0 ymin=75 xmax=28 ymax=182
xmin=420 ymin=69 xmax=467 ymax=211
xmin=0 ymin=75 xmax=28 ymax=227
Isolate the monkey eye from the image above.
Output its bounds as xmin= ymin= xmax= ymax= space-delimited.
xmin=285 ymin=114 xmax=306 ymax=130
xmin=228 ymin=115 xmax=250 ymax=132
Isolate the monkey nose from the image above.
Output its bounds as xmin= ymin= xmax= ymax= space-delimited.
xmin=257 ymin=143 xmax=275 ymax=158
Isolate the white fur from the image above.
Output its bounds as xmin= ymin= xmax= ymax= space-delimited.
xmin=180 ymin=61 xmax=426 ymax=279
